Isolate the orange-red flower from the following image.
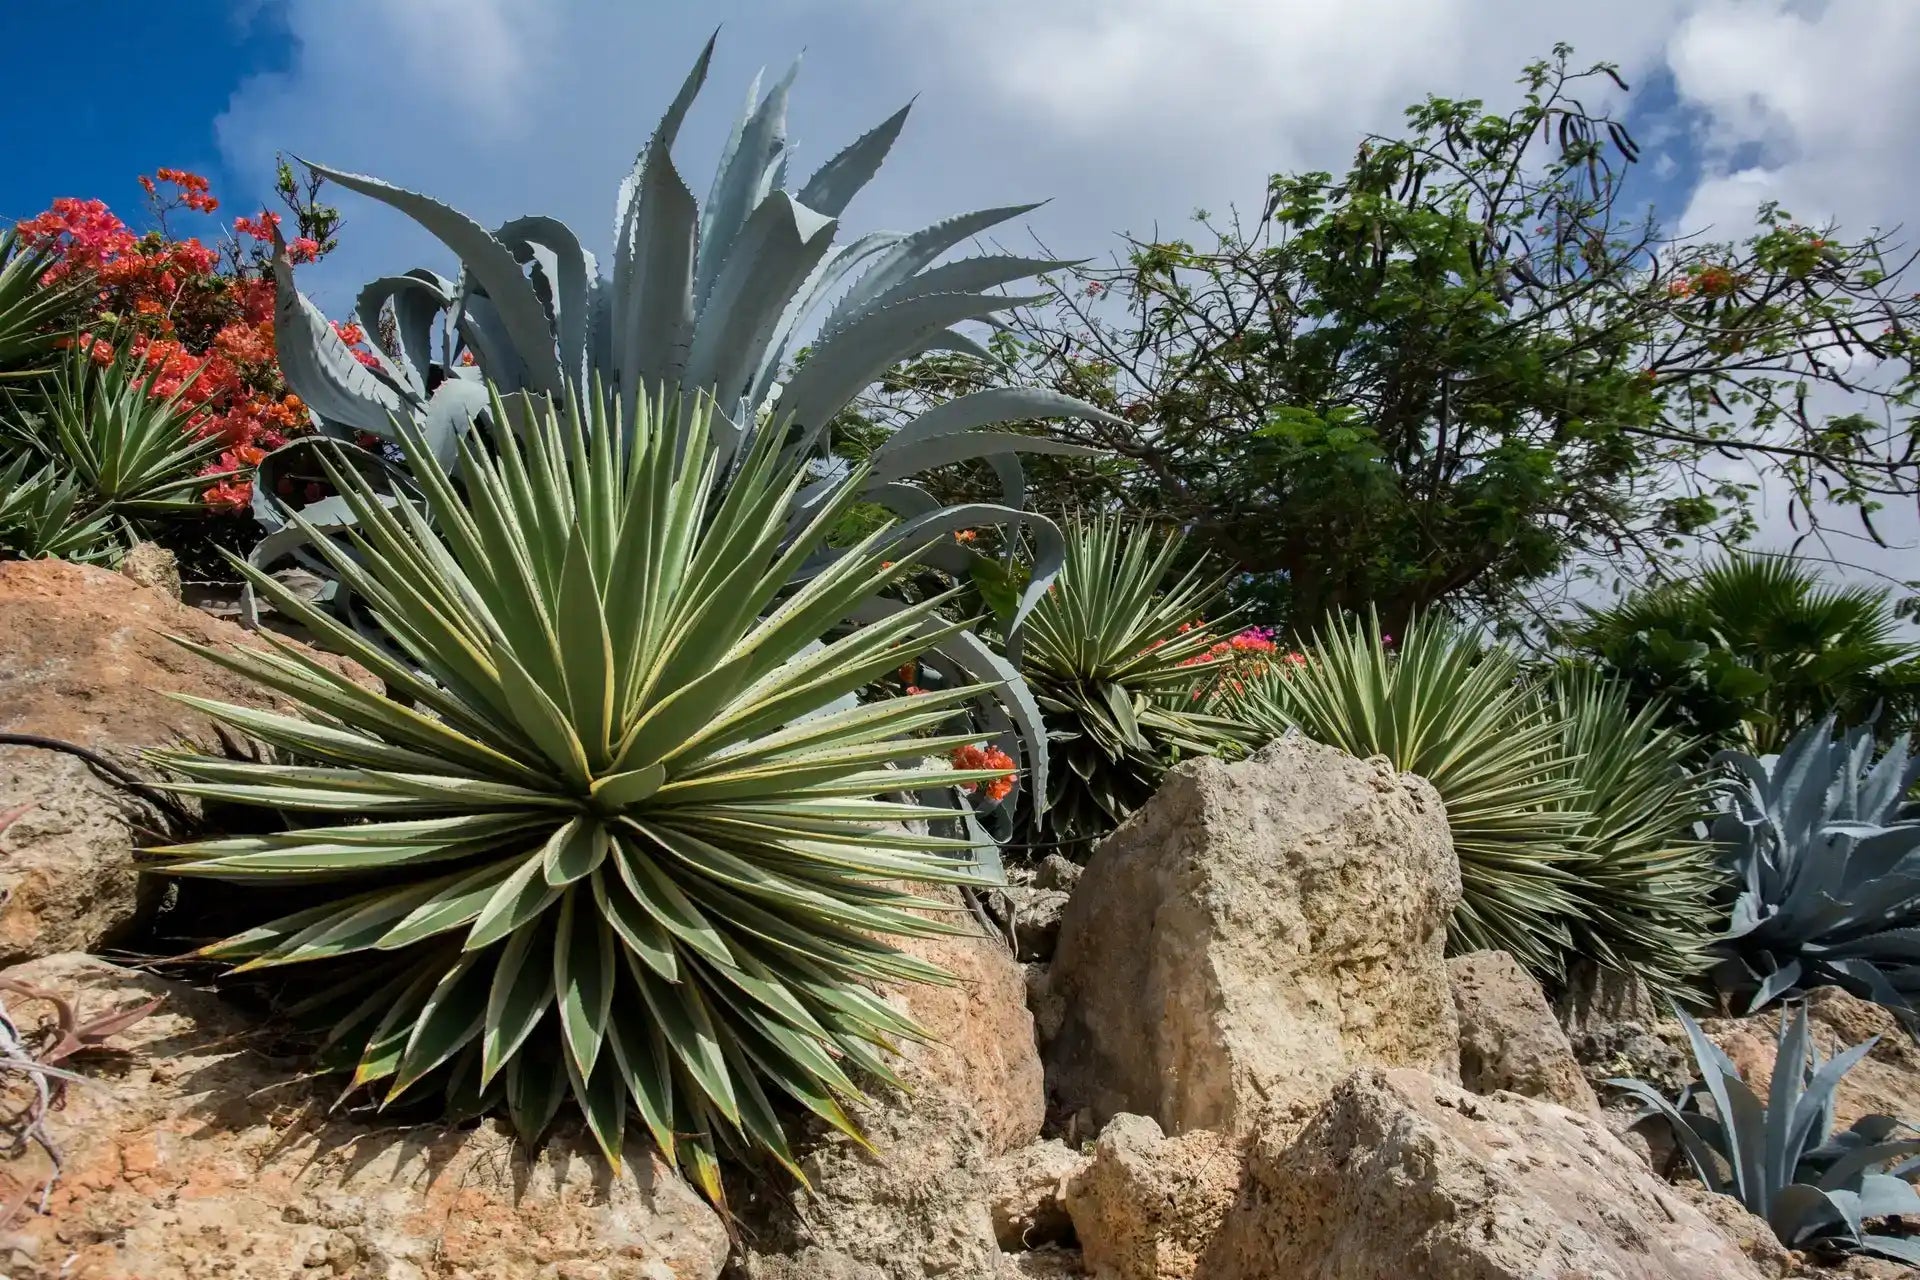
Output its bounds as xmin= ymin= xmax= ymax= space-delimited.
xmin=950 ymin=743 xmax=1017 ymax=802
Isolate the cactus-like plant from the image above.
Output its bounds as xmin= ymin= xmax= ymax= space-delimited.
xmin=1018 ymin=516 xmax=1255 ymax=851
xmin=256 ymin=35 xmax=1114 ymax=640
xmin=152 ymin=384 xmax=1031 ymax=1203
xmin=1712 ymin=720 xmax=1920 ymax=1027
xmin=1611 ymin=1005 xmax=1920 ymax=1265
xmin=0 ymin=451 xmax=116 ymax=563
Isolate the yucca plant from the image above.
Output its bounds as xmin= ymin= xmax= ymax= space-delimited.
xmin=1231 ymin=613 xmax=1588 ymax=977
xmin=1544 ymin=669 xmax=1720 ymax=997
xmin=1611 ymin=1005 xmax=1920 ymax=1264
xmin=1712 ymin=719 xmax=1920 ymax=1028
xmin=150 ymin=383 xmax=1029 ymax=1203
xmin=253 ymin=34 xmax=1112 ymax=645
xmin=0 ymin=451 xmax=117 ymax=563
xmin=0 ymin=231 xmax=81 ymax=379
xmin=1018 ymin=517 xmax=1255 ymax=851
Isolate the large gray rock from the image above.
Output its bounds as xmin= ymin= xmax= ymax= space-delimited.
xmin=1203 ymin=1067 xmax=1769 ymax=1280
xmin=1045 ymin=737 xmax=1462 ymax=1136
xmin=0 ymin=952 xmax=729 ymax=1280
xmin=1450 ymin=949 xmax=1599 ymax=1112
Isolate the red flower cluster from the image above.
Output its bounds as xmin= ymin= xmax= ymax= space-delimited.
xmin=950 ymin=743 xmax=1017 ymax=802
xmin=16 ymin=170 xmax=335 ymax=511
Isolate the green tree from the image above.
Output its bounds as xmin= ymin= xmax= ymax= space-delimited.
xmin=840 ymin=48 xmax=1920 ymax=633
xmin=1560 ymin=553 xmax=1920 ymax=754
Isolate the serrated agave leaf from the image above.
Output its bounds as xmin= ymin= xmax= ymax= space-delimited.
xmin=696 ymin=59 xmax=799 ymax=307
xmin=797 ymin=101 xmax=911 ymax=216
xmin=389 ymin=952 xmax=491 ymax=1101
xmin=877 ymin=387 xmax=1125 ymax=456
xmin=272 ymin=229 xmax=415 ymax=432
xmin=304 ymin=161 xmax=564 ymax=395
xmin=497 ymin=215 xmax=594 ymax=393
xmin=681 ymin=192 xmax=837 ymax=409
xmin=819 ymin=204 xmax=1043 ymax=340
xmin=354 ymin=274 xmax=451 ymax=397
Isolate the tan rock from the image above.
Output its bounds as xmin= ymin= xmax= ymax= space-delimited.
xmin=0 ymin=952 xmax=729 ymax=1280
xmin=1045 ymin=737 xmax=1461 ymax=1136
xmin=988 ymin=1140 xmax=1087 ymax=1252
xmin=117 ymin=541 xmax=181 ymax=599
xmin=738 ymin=887 xmax=1045 ymax=1279
xmin=1204 ymin=1067 xmax=1769 ymax=1279
xmin=1450 ymin=949 xmax=1600 ymax=1111
xmin=1063 ymin=1115 xmax=1240 ymax=1280
xmin=0 ymin=558 xmax=374 ymax=964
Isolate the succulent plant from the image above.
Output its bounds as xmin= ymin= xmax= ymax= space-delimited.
xmin=0 ymin=230 xmax=80 ymax=379
xmin=1712 ymin=719 xmax=1920 ymax=1028
xmin=0 ymin=451 xmax=115 ymax=563
xmin=1231 ymin=612 xmax=1588 ymax=977
xmin=1546 ymin=668 xmax=1720 ymax=998
xmin=1017 ymin=516 xmax=1255 ymax=852
xmin=256 ymin=35 xmax=1114 ymax=644
xmin=1610 ymin=1005 xmax=1920 ymax=1264
xmin=152 ymin=383 xmax=1033 ymax=1203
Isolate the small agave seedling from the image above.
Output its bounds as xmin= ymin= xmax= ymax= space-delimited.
xmin=1611 ymin=1005 xmax=1920 ymax=1264
xmin=1712 ymin=719 xmax=1920 ymax=1027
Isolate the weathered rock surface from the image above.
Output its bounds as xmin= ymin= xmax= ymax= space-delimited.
xmin=1708 ymin=986 xmax=1920 ymax=1133
xmin=1045 ymin=737 xmax=1462 ymax=1136
xmin=1450 ymin=949 xmax=1599 ymax=1111
xmin=737 ymin=888 xmax=1045 ymax=1279
xmin=0 ymin=952 xmax=729 ymax=1280
xmin=988 ymin=1140 xmax=1085 ymax=1252
xmin=117 ymin=542 xmax=181 ymax=600
xmin=1063 ymin=1115 xmax=1239 ymax=1280
xmin=0 ymin=559 xmax=372 ymax=965
xmin=1203 ymin=1067 xmax=1769 ymax=1279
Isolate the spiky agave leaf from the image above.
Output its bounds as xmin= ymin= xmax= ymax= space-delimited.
xmin=149 ymin=385 xmax=1015 ymax=1203
xmin=1019 ymin=516 xmax=1255 ymax=851
xmin=1712 ymin=720 xmax=1920 ymax=1029
xmin=1609 ymin=1004 xmax=1920 ymax=1263
xmin=1231 ymin=612 xmax=1587 ymax=978
xmin=0 ymin=450 xmax=117 ymax=563
xmin=0 ymin=230 xmax=84 ymax=379
xmin=1546 ymin=667 xmax=1721 ymax=998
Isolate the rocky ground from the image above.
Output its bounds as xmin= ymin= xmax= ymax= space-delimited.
xmin=2 ymin=553 xmax=1916 ymax=1278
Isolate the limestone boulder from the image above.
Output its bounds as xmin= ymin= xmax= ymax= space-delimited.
xmin=1045 ymin=737 xmax=1461 ymax=1136
xmin=1063 ymin=1115 xmax=1240 ymax=1280
xmin=0 ymin=559 xmax=373 ymax=965
xmin=1450 ymin=949 xmax=1599 ymax=1111
xmin=1203 ymin=1067 xmax=1769 ymax=1279
xmin=987 ymin=1140 xmax=1086 ymax=1253
xmin=0 ymin=952 xmax=729 ymax=1280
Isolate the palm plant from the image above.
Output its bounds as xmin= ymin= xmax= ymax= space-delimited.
xmin=1231 ymin=612 xmax=1587 ymax=976
xmin=253 ymin=34 xmax=1113 ymax=644
xmin=1611 ymin=1005 xmax=1920 ymax=1265
xmin=1017 ymin=517 xmax=1256 ymax=852
xmin=151 ymin=384 xmax=1027 ymax=1203
xmin=1712 ymin=720 xmax=1920 ymax=1028
xmin=1565 ymin=554 xmax=1920 ymax=753
xmin=1546 ymin=668 xmax=1720 ymax=997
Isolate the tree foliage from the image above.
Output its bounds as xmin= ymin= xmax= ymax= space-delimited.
xmin=842 ymin=48 xmax=1920 ymax=632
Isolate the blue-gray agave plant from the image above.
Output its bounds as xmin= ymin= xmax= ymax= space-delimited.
xmin=1611 ymin=1006 xmax=1920 ymax=1265
xmin=259 ymin=35 xmax=1110 ymax=614
xmin=1712 ymin=720 xmax=1920 ymax=1027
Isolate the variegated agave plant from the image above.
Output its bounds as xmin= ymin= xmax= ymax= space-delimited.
xmin=154 ymin=386 xmax=1033 ymax=1202
xmin=258 ymin=34 xmax=1113 ymax=655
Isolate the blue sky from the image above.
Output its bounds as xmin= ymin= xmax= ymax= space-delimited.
xmin=5 ymin=0 xmax=1915 ymax=591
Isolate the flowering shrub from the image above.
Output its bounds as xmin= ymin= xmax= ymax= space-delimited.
xmin=14 ymin=167 xmax=343 ymax=512
xmin=950 ymin=743 xmax=1018 ymax=801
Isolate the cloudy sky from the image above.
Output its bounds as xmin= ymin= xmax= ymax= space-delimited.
xmin=5 ymin=0 xmax=1915 ymax=595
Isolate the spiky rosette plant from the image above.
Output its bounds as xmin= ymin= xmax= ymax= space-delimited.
xmin=149 ymin=384 xmax=1023 ymax=1203
xmin=1018 ymin=516 xmax=1255 ymax=851
xmin=253 ymin=33 xmax=1113 ymax=648
xmin=1231 ymin=612 xmax=1588 ymax=977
